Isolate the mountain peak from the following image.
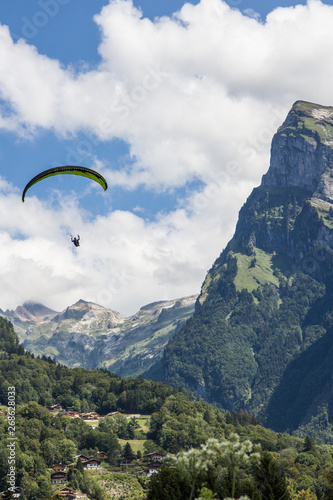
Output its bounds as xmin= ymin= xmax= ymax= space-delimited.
xmin=262 ymin=100 xmax=333 ymax=198
xmin=52 ymin=300 xmax=126 ymax=324
xmin=14 ymin=302 xmax=58 ymax=322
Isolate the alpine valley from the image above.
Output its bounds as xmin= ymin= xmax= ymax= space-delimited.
xmin=5 ymin=100 xmax=333 ymax=444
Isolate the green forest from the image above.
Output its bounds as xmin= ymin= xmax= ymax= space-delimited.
xmin=2 ymin=318 xmax=333 ymax=499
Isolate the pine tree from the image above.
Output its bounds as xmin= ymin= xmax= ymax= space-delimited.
xmin=123 ymin=442 xmax=134 ymax=460
xmin=254 ymin=451 xmax=290 ymax=500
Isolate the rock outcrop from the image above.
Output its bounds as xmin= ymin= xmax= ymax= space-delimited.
xmin=233 ymin=101 xmax=333 ymax=280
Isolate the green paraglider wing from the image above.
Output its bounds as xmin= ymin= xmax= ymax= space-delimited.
xmin=22 ymin=165 xmax=108 ymax=202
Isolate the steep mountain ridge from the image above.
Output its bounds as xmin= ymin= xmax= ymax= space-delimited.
xmin=162 ymin=101 xmax=333 ymax=439
xmin=0 ymin=295 xmax=197 ymax=378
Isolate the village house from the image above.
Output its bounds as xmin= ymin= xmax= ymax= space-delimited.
xmin=148 ymin=462 xmax=162 ymax=475
xmin=45 ymin=403 xmax=63 ymax=412
xmin=67 ymin=492 xmax=88 ymax=500
xmin=80 ymin=411 xmax=100 ymax=420
xmin=67 ymin=412 xmax=81 ymax=418
xmin=60 ymin=410 xmax=81 ymax=418
xmin=118 ymin=457 xmax=135 ymax=468
xmin=106 ymin=411 xmax=120 ymax=416
xmin=146 ymin=452 xmax=164 ymax=462
xmin=82 ymin=459 xmax=102 ymax=470
xmin=125 ymin=414 xmax=141 ymax=419
xmin=55 ymin=487 xmax=76 ymax=498
xmin=73 ymin=454 xmax=89 ymax=462
xmin=52 ymin=463 xmax=66 ymax=471
xmin=97 ymin=451 xmax=108 ymax=459
xmin=51 ymin=471 xmax=67 ymax=485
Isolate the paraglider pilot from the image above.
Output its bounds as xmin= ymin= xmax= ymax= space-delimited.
xmin=71 ymin=235 xmax=80 ymax=247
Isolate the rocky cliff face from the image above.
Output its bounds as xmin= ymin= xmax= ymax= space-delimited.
xmin=162 ymin=101 xmax=333 ymax=440
xmin=232 ymin=101 xmax=333 ymax=282
xmin=262 ymin=101 xmax=333 ymax=193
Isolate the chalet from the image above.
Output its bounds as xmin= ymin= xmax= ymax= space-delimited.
xmin=82 ymin=459 xmax=102 ymax=470
xmin=125 ymin=414 xmax=141 ymax=419
xmin=55 ymin=487 xmax=76 ymax=498
xmin=67 ymin=412 xmax=81 ymax=418
xmin=146 ymin=452 xmax=164 ymax=462
xmin=97 ymin=451 xmax=108 ymax=459
xmin=73 ymin=454 xmax=89 ymax=462
xmin=45 ymin=403 xmax=63 ymax=412
xmin=60 ymin=411 xmax=81 ymax=418
xmin=118 ymin=458 xmax=135 ymax=468
xmin=106 ymin=411 xmax=120 ymax=416
xmin=52 ymin=463 xmax=66 ymax=471
xmin=67 ymin=492 xmax=88 ymax=500
xmin=51 ymin=471 xmax=67 ymax=485
xmin=148 ymin=462 xmax=161 ymax=474
xmin=80 ymin=412 xmax=100 ymax=420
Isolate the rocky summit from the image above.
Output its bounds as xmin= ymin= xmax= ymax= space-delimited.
xmin=233 ymin=100 xmax=333 ymax=282
xmin=161 ymin=101 xmax=333 ymax=440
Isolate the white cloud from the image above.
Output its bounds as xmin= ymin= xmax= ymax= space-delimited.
xmin=0 ymin=1 xmax=333 ymax=314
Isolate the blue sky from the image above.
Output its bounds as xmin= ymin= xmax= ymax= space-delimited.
xmin=0 ymin=0 xmax=332 ymax=315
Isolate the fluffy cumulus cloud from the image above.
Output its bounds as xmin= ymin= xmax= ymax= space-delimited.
xmin=0 ymin=0 xmax=333 ymax=314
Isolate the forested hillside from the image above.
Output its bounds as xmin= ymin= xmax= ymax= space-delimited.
xmin=2 ymin=316 xmax=333 ymax=499
xmin=0 ymin=317 xmax=175 ymax=415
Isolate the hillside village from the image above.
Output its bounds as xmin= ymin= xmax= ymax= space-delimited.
xmin=1 ymin=401 xmax=164 ymax=499
xmin=44 ymin=406 xmax=163 ymax=498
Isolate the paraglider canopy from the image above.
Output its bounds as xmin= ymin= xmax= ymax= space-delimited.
xmin=22 ymin=165 xmax=108 ymax=202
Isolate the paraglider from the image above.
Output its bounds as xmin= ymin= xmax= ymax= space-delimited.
xmin=22 ymin=166 xmax=108 ymax=248
xmin=21 ymin=165 xmax=108 ymax=202
xmin=71 ymin=235 xmax=80 ymax=247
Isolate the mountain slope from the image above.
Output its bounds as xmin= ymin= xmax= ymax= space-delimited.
xmin=0 ymin=295 xmax=197 ymax=377
xmin=162 ymin=101 xmax=333 ymax=437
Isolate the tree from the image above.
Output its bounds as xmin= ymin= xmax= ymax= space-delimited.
xmin=41 ymin=439 xmax=60 ymax=467
xmin=123 ymin=442 xmax=134 ymax=460
xmin=76 ymin=457 xmax=84 ymax=474
xmin=254 ymin=451 xmax=291 ymax=500
xmin=303 ymin=436 xmax=316 ymax=453
xmin=219 ymin=433 xmax=258 ymax=499
xmin=147 ymin=466 xmax=191 ymax=500
xmin=58 ymin=438 xmax=77 ymax=463
xmin=166 ymin=435 xmax=258 ymax=500
xmin=294 ymin=490 xmax=317 ymax=500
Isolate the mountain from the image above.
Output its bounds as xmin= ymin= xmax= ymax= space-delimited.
xmin=161 ymin=100 xmax=333 ymax=439
xmin=0 ymin=295 xmax=197 ymax=378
